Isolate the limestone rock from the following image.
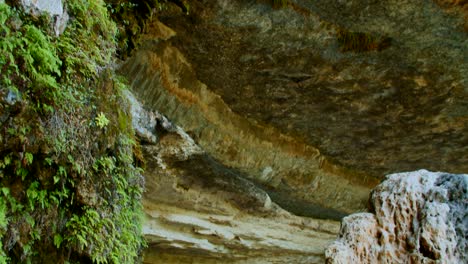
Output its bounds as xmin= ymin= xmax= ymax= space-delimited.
xmin=120 ymin=18 xmax=374 ymax=215
xmin=118 ymin=0 xmax=468 ymax=261
xmin=21 ymin=0 xmax=63 ymax=16
xmin=20 ymin=0 xmax=68 ymax=36
xmin=121 ymin=0 xmax=468 ymax=215
xmin=158 ymin=0 xmax=468 ymax=179
xmin=125 ymin=91 xmax=159 ymax=144
xmin=125 ymin=91 xmax=341 ymax=263
xmin=325 ymin=170 xmax=468 ymax=264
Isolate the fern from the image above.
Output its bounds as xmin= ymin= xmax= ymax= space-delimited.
xmin=24 ymin=25 xmax=61 ymax=76
xmin=0 ymin=1 xmax=145 ymax=262
xmin=95 ymin=112 xmax=110 ymax=129
xmin=0 ymin=198 xmax=8 ymax=263
xmin=0 ymin=4 xmax=11 ymax=25
xmin=0 ymin=199 xmax=7 ymax=230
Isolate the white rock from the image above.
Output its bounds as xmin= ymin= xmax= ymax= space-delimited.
xmin=326 ymin=169 xmax=468 ymax=264
xmin=129 ymin=90 xmax=341 ymax=263
xmin=124 ymin=90 xmax=158 ymax=144
xmin=21 ymin=0 xmax=63 ymax=15
xmin=20 ymin=0 xmax=68 ymax=36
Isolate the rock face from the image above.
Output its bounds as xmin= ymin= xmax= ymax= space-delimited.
xmin=325 ymin=170 xmax=468 ymax=264
xmin=126 ymin=92 xmax=340 ymax=263
xmin=20 ymin=0 xmax=68 ymax=35
xmin=120 ymin=14 xmax=375 ymax=216
xmin=159 ymin=0 xmax=468 ymax=178
xmin=118 ymin=0 xmax=468 ymax=262
xmin=121 ymin=0 xmax=468 ymax=215
xmin=21 ymin=0 xmax=63 ymax=16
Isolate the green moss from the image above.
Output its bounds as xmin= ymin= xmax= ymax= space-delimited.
xmin=0 ymin=197 xmax=8 ymax=263
xmin=0 ymin=1 xmax=145 ymax=262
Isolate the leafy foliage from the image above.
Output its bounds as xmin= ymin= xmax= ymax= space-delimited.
xmin=95 ymin=112 xmax=110 ymax=129
xmin=0 ymin=196 xmax=8 ymax=263
xmin=0 ymin=1 xmax=145 ymax=263
xmin=59 ymin=0 xmax=117 ymax=80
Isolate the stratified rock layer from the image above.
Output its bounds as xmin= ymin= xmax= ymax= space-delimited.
xmin=160 ymin=0 xmax=468 ymax=178
xmin=325 ymin=170 xmax=468 ymax=264
xmin=126 ymin=92 xmax=340 ymax=263
xmin=121 ymin=19 xmax=375 ymax=215
xmin=119 ymin=0 xmax=467 ymax=261
xmin=121 ymin=0 xmax=468 ymax=215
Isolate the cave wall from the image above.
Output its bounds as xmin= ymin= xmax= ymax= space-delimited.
xmin=120 ymin=1 xmax=468 ymax=262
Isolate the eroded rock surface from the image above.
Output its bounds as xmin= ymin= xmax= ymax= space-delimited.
xmin=119 ymin=0 xmax=468 ymax=262
xmin=121 ymin=0 xmax=468 ymax=214
xmin=127 ymin=92 xmax=340 ymax=263
xmin=326 ymin=170 xmax=468 ymax=264
xmin=120 ymin=17 xmax=375 ymax=215
xmin=159 ymin=0 xmax=468 ymax=178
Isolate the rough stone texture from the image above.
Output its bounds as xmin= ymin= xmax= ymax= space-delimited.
xmin=434 ymin=0 xmax=468 ymax=30
xmin=120 ymin=17 xmax=375 ymax=216
xmin=21 ymin=0 xmax=63 ymax=15
xmin=160 ymin=0 xmax=468 ymax=178
xmin=127 ymin=92 xmax=341 ymax=263
xmin=118 ymin=1 xmax=468 ymax=262
xmin=325 ymin=170 xmax=468 ymax=264
xmin=121 ymin=0 xmax=468 ymax=215
xmin=126 ymin=91 xmax=159 ymax=144
xmin=20 ymin=0 xmax=68 ymax=35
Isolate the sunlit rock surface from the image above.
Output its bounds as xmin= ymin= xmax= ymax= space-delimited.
xmin=326 ymin=170 xmax=468 ymax=264
xmin=21 ymin=0 xmax=63 ymax=16
xmin=127 ymin=92 xmax=340 ymax=263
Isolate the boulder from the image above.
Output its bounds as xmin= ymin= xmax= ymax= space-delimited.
xmin=326 ymin=170 xmax=468 ymax=263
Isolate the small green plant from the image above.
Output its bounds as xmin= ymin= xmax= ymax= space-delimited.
xmin=24 ymin=152 xmax=33 ymax=166
xmin=0 ymin=1 xmax=145 ymax=262
xmin=0 ymin=198 xmax=8 ymax=263
xmin=95 ymin=112 xmax=110 ymax=128
xmin=53 ymin=234 xmax=63 ymax=249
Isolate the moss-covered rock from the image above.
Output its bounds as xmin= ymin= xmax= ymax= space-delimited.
xmin=0 ymin=1 xmax=145 ymax=262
